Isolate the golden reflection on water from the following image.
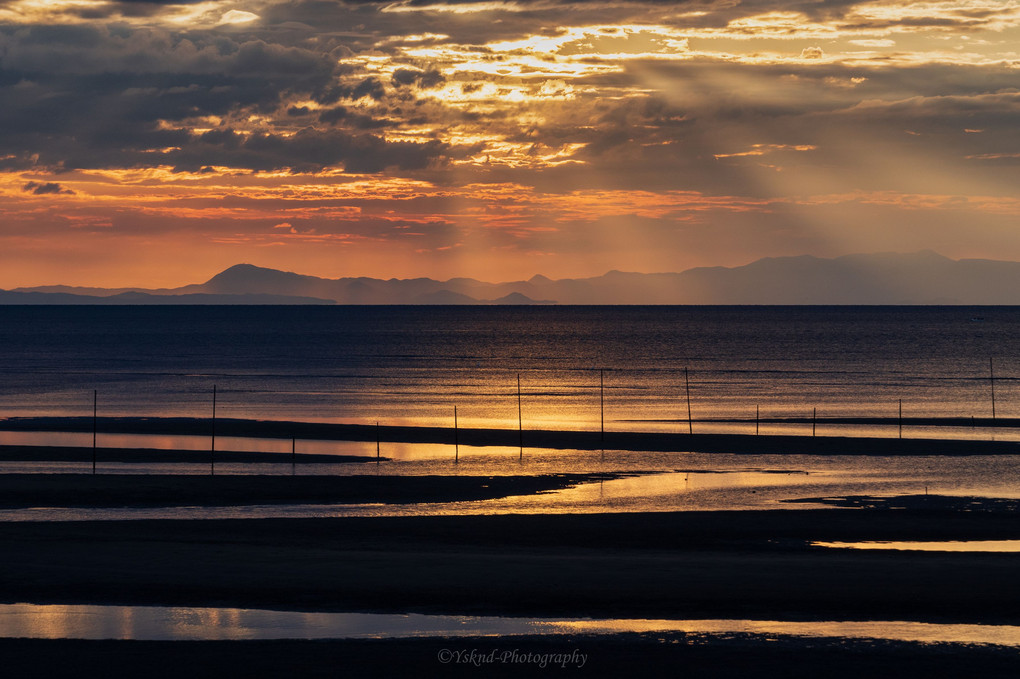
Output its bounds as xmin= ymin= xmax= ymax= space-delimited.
xmin=535 ymin=469 xmax=807 ymax=503
xmin=427 ymin=469 xmax=831 ymax=516
xmin=2 ymin=603 xmax=74 ymax=639
xmin=541 ymin=619 xmax=1020 ymax=646
xmin=2 ymin=604 xmax=1020 ymax=646
xmin=814 ymin=540 xmax=1020 ymax=553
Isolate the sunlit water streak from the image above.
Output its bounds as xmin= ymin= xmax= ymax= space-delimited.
xmin=815 ymin=540 xmax=1020 ymax=553
xmin=1 ymin=603 xmax=1019 ymax=645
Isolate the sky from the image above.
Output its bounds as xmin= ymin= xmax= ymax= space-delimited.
xmin=0 ymin=0 xmax=1018 ymax=288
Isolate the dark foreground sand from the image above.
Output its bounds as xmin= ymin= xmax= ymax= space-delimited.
xmin=0 ymin=444 xmax=377 ymax=465
xmin=0 ymin=472 xmax=617 ymax=508
xmin=5 ymin=415 xmax=1020 ymax=455
xmin=4 ymin=634 xmax=1019 ymax=679
xmin=1 ymin=507 xmax=1020 ymax=676
xmin=2 ymin=508 xmax=1019 ymax=623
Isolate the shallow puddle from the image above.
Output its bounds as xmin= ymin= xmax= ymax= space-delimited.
xmin=1 ymin=604 xmax=1018 ymax=645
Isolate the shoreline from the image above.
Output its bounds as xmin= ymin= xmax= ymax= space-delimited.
xmin=4 ymin=415 xmax=1020 ymax=455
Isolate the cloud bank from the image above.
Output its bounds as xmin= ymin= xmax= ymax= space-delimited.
xmin=0 ymin=0 xmax=1018 ymax=286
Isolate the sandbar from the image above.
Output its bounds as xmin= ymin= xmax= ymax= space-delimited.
xmin=0 ymin=472 xmax=616 ymax=508
xmin=3 ymin=415 xmax=1020 ymax=455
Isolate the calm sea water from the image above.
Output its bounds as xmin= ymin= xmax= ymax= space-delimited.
xmin=0 ymin=306 xmax=1018 ymax=434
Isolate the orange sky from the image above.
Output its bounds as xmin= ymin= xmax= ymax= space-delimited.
xmin=1 ymin=0 xmax=1019 ymax=287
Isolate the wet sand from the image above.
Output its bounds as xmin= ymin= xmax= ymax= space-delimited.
xmin=0 ymin=499 xmax=1018 ymax=676
xmin=1 ymin=507 xmax=1019 ymax=624
xmin=4 ymin=415 xmax=1020 ymax=455
xmin=784 ymin=494 xmax=1020 ymax=511
xmin=0 ymin=444 xmax=377 ymax=464
xmin=0 ymin=472 xmax=615 ymax=508
xmin=2 ymin=423 xmax=1019 ymax=674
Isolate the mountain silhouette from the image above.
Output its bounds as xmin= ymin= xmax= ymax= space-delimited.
xmin=8 ymin=252 xmax=1020 ymax=304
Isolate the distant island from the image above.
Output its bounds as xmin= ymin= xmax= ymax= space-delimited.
xmin=5 ymin=251 xmax=1020 ymax=305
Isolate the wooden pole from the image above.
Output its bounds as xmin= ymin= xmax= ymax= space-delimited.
xmin=755 ymin=404 xmax=759 ymax=436
xmin=898 ymin=399 xmax=903 ymax=439
xmin=684 ymin=367 xmax=693 ymax=435
xmin=376 ymin=422 xmax=380 ymax=463
xmin=211 ymin=384 xmax=217 ymax=476
xmin=454 ymin=405 xmax=459 ymax=463
xmin=92 ymin=389 xmax=97 ymax=475
xmin=291 ymin=437 xmax=296 ymax=475
xmin=812 ymin=407 xmax=816 ymax=437
xmin=600 ymin=369 xmax=604 ymax=443
xmin=517 ymin=373 xmax=523 ymax=461
xmin=990 ymin=357 xmax=997 ymax=420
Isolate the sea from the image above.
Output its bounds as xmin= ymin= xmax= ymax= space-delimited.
xmin=0 ymin=305 xmax=1016 ymax=435
xmin=1 ymin=304 xmax=1019 ymax=517
xmin=3 ymin=306 xmax=1019 ymax=648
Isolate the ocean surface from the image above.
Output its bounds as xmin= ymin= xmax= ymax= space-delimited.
xmin=0 ymin=305 xmax=1018 ymax=436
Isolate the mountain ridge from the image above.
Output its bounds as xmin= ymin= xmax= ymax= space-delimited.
xmin=8 ymin=252 xmax=1020 ymax=305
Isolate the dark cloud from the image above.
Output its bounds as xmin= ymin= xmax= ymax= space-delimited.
xmin=0 ymin=0 xmax=1015 ymax=193
xmin=318 ymin=105 xmax=397 ymax=128
xmin=317 ymin=106 xmax=395 ymax=129
xmin=318 ymin=106 xmax=348 ymax=125
xmin=0 ymin=23 xmax=436 ymax=173
xmin=315 ymin=78 xmax=386 ymax=105
xmin=0 ymin=27 xmax=337 ymax=80
xmin=22 ymin=181 xmax=73 ymax=195
xmin=391 ymin=68 xmax=445 ymax=89
xmin=73 ymin=0 xmax=211 ymax=19
xmin=162 ymin=128 xmax=446 ymax=173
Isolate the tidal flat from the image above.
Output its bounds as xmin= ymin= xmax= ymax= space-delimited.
xmin=2 ymin=420 xmax=1020 ymax=676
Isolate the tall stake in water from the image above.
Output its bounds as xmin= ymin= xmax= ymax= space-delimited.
xmin=211 ymin=384 xmax=217 ymax=476
xmin=812 ymin=407 xmax=817 ymax=437
xmin=600 ymin=368 xmax=604 ymax=444
xmin=990 ymin=357 xmax=997 ymax=421
xmin=899 ymin=399 xmax=903 ymax=439
xmin=376 ymin=422 xmax=380 ymax=464
xmin=291 ymin=437 xmax=296 ymax=476
xmin=92 ymin=389 xmax=97 ymax=475
xmin=684 ymin=367 xmax=693 ymax=435
xmin=517 ymin=373 xmax=523 ymax=461
xmin=755 ymin=404 xmax=759 ymax=436
xmin=454 ymin=405 xmax=459 ymax=464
